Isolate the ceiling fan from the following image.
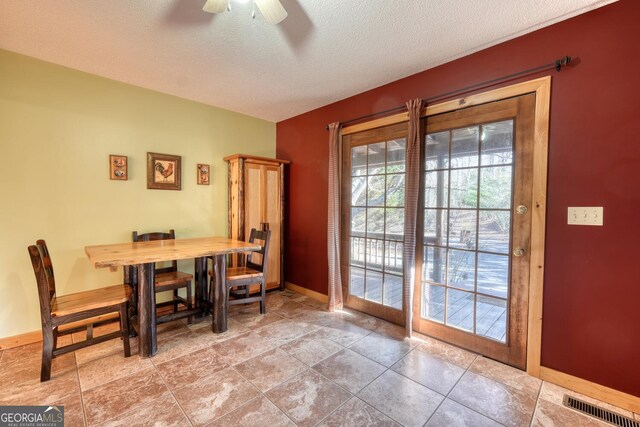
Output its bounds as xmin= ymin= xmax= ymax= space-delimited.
xmin=203 ymin=0 xmax=288 ymax=25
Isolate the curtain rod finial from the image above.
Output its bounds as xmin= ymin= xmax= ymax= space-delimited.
xmin=555 ymin=56 xmax=572 ymax=71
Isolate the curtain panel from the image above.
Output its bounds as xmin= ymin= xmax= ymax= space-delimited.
xmin=403 ymin=99 xmax=423 ymax=336
xmin=327 ymin=122 xmax=343 ymax=311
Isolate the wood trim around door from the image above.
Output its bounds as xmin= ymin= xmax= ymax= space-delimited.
xmin=342 ymin=77 xmax=551 ymax=377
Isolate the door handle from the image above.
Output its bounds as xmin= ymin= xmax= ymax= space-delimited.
xmin=513 ymin=248 xmax=526 ymax=257
xmin=515 ymin=205 xmax=528 ymax=215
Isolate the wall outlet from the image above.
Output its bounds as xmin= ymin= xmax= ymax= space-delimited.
xmin=567 ymin=207 xmax=603 ymax=226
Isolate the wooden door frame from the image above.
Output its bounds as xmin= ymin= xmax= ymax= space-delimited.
xmin=341 ymin=77 xmax=551 ymax=377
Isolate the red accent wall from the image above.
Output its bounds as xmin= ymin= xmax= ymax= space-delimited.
xmin=276 ymin=0 xmax=640 ymax=396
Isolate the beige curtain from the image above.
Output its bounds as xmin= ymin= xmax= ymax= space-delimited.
xmin=403 ymin=99 xmax=423 ymax=337
xmin=327 ymin=122 xmax=343 ymax=311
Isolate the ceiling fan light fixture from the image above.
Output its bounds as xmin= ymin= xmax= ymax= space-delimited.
xmin=202 ymin=0 xmax=228 ymax=14
xmin=255 ymin=0 xmax=288 ymax=25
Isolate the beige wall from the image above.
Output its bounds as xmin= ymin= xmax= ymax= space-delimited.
xmin=0 ymin=50 xmax=275 ymax=338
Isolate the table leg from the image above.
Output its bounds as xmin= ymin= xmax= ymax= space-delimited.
xmin=194 ymin=257 xmax=208 ymax=318
xmin=138 ymin=262 xmax=157 ymax=357
xmin=211 ymin=254 xmax=228 ymax=333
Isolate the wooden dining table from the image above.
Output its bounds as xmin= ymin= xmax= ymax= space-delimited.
xmin=85 ymin=236 xmax=261 ymax=357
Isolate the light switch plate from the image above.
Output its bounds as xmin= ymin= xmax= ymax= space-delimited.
xmin=567 ymin=207 xmax=603 ymax=226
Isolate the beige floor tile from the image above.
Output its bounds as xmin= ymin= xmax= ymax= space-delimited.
xmin=0 ymin=352 xmax=79 ymax=405
xmin=150 ymin=330 xmax=211 ymax=365
xmin=266 ymin=369 xmax=352 ymax=427
xmin=391 ymin=349 xmax=465 ymax=395
xmin=234 ymin=348 xmax=307 ymax=392
xmin=173 ymin=367 xmax=260 ymax=426
xmin=78 ymin=352 xmax=152 ymax=391
xmin=313 ymin=349 xmax=386 ymax=394
xmin=317 ymin=397 xmax=400 ymax=427
xmin=270 ymin=300 xmax=314 ymax=318
xmin=191 ymin=317 xmax=251 ymax=346
xmin=425 ymin=398 xmax=501 ymax=427
xmin=97 ymin=394 xmax=190 ymax=427
xmin=213 ymin=331 xmax=277 ymax=365
xmin=357 ymin=370 xmax=444 ymax=427
xmin=531 ymin=398 xmax=611 ymax=427
xmin=313 ymin=318 xmax=372 ymax=347
xmin=154 ymin=345 xmax=229 ymax=390
xmin=82 ymin=369 xmax=170 ymax=426
xmin=349 ymin=332 xmax=413 ymax=367
xmin=280 ymin=330 xmax=344 ymax=365
xmin=229 ymin=311 xmax=284 ymax=329
xmin=74 ymin=338 xmax=132 ymax=366
xmin=9 ymin=390 xmax=86 ymax=427
xmin=449 ymin=371 xmax=537 ymax=427
xmin=417 ymin=337 xmax=477 ymax=369
xmin=538 ymin=381 xmax=634 ymax=418
xmin=206 ymin=396 xmax=296 ymax=427
xmin=253 ymin=318 xmax=319 ymax=347
xmin=469 ymin=356 xmax=541 ymax=396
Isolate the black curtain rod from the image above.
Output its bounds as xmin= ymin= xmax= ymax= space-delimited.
xmin=326 ymin=55 xmax=572 ymax=130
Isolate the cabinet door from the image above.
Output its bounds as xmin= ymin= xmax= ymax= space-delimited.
xmin=264 ymin=165 xmax=281 ymax=288
xmin=244 ymin=163 xmax=263 ymax=238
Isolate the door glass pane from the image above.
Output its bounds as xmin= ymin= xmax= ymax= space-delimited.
xmin=368 ymin=142 xmax=386 ymax=175
xmin=365 ymin=270 xmax=383 ymax=304
xmin=383 ymin=274 xmax=403 ymax=309
xmin=448 ymin=210 xmax=477 ymax=250
xmin=387 ymin=139 xmax=406 ymax=173
xmin=450 ymin=168 xmax=478 ymax=208
xmin=352 ymin=145 xmax=367 ymax=176
xmin=425 ymin=170 xmax=448 ymax=208
xmin=477 ymin=253 xmax=509 ymax=299
xmin=481 ymin=120 xmax=513 ymax=166
xmin=351 ymin=207 xmax=366 ymax=234
xmin=423 ymin=284 xmax=445 ymax=323
xmin=480 ymin=166 xmax=512 ymax=209
xmin=350 ymin=267 xmax=365 ymax=298
xmin=446 ymin=288 xmax=474 ymax=332
xmin=447 ymin=249 xmax=475 ymax=292
xmin=424 ymin=209 xmax=448 ymax=246
xmin=478 ymin=210 xmax=510 ymax=254
xmin=385 ymin=208 xmax=404 ymax=241
xmin=386 ymin=174 xmax=405 ymax=207
xmin=366 ymin=239 xmax=383 ymax=270
xmin=425 ymin=131 xmax=449 ymax=170
xmin=423 ymin=245 xmax=446 ymax=285
xmin=384 ymin=240 xmax=403 ymax=274
xmin=351 ymin=177 xmax=367 ymax=206
xmin=366 ymin=208 xmax=384 ymax=235
xmin=350 ymin=237 xmax=365 ymax=267
xmin=451 ymin=127 xmax=479 ymax=168
xmin=367 ymin=175 xmax=385 ymax=206
xmin=349 ymin=137 xmax=405 ymax=311
xmin=476 ymin=295 xmax=507 ymax=342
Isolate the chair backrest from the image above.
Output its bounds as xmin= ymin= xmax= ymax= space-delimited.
xmin=132 ymin=229 xmax=178 ymax=274
xmin=28 ymin=241 xmax=56 ymax=323
xmin=246 ymin=229 xmax=271 ymax=278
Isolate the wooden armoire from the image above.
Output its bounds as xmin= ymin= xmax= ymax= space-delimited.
xmin=224 ymin=154 xmax=289 ymax=291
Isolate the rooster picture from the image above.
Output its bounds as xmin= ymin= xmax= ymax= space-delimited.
xmin=155 ymin=161 xmax=174 ymax=182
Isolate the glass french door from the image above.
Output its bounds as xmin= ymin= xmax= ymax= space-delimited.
xmin=341 ymin=123 xmax=408 ymax=325
xmin=415 ymin=94 xmax=536 ymax=369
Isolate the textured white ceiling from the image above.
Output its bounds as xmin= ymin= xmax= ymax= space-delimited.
xmin=0 ymin=0 xmax=616 ymax=122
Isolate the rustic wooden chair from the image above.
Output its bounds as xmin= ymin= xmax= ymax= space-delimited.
xmin=28 ymin=240 xmax=131 ymax=382
xmin=210 ymin=229 xmax=271 ymax=314
xmin=131 ymin=230 xmax=193 ymax=324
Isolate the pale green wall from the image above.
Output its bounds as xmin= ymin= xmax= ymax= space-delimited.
xmin=0 ymin=50 xmax=275 ymax=338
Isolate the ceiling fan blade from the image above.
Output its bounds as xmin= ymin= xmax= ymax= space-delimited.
xmin=202 ymin=0 xmax=227 ymax=14
xmin=255 ymin=0 xmax=288 ymax=24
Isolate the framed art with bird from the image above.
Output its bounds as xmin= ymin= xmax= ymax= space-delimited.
xmin=147 ymin=152 xmax=181 ymax=190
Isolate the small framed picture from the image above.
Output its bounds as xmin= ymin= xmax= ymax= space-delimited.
xmin=197 ymin=164 xmax=210 ymax=185
xmin=109 ymin=155 xmax=128 ymax=180
xmin=147 ymin=152 xmax=181 ymax=190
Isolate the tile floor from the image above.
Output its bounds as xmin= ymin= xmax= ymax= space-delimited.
xmin=0 ymin=290 xmax=635 ymax=426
